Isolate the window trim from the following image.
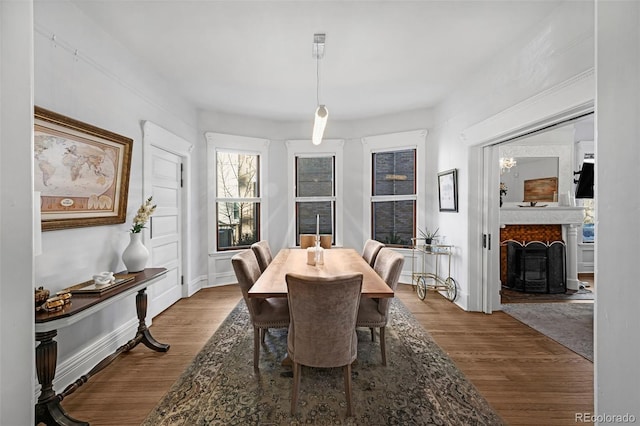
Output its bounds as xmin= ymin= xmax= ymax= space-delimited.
xmin=362 ymin=130 xmax=427 ymax=248
xmin=206 ymin=133 xmax=270 ymax=253
xmin=286 ymin=139 xmax=344 ymax=247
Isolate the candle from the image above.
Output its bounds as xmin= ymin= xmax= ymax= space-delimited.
xmin=316 ymin=214 xmax=319 ymax=238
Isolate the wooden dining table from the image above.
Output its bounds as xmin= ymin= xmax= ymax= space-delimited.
xmin=248 ymin=248 xmax=394 ymax=299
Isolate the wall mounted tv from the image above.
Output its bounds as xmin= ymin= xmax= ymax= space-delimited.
xmin=575 ymin=162 xmax=594 ymax=199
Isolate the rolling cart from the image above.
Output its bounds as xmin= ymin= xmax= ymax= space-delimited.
xmin=411 ymin=237 xmax=457 ymax=301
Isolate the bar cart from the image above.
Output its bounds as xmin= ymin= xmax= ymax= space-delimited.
xmin=411 ymin=237 xmax=457 ymax=301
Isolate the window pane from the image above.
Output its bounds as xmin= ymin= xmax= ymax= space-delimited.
xmin=296 ymin=201 xmax=333 ymax=240
xmin=372 ymin=200 xmax=415 ymax=247
xmin=373 ymin=149 xmax=416 ymax=196
xmin=216 ymin=201 xmax=259 ymax=249
xmin=296 ymin=157 xmax=334 ymax=197
xmin=217 ymin=152 xmax=259 ymax=198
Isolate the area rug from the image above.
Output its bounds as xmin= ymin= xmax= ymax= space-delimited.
xmin=501 ymin=286 xmax=594 ymax=303
xmin=501 ymin=302 xmax=593 ymax=361
xmin=143 ymin=299 xmax=504 ymax=425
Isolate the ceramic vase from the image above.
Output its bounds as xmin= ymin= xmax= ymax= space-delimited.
xmin=122 ymin=232 xmax=149 ymax=273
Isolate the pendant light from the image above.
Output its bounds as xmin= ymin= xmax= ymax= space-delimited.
xmin=312 ymin=34 xmax=328 ymax=145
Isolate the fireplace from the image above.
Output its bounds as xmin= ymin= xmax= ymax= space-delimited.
xmin=505 ymin=241 xmax=566 ymax=293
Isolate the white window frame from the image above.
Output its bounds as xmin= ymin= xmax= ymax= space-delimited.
xmin=286 ymin=139 xmax=344 ymax=247
xmin=362 ymin=130 xmax=427 ymax=249
xmin=206 ymin=132 xmax=270 ymax=253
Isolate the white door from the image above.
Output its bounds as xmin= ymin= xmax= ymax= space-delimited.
xmin=148 ymin=146 xmax=182 ymax=318
xmin=481 ymin=145 xmax=501 ymax=313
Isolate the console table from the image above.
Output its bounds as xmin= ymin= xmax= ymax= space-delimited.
xmin=35 ymin=268 xmax=169 ymax=426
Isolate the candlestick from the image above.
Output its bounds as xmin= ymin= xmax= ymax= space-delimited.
xmin=316 ymin=214 xmax=319 ymax=239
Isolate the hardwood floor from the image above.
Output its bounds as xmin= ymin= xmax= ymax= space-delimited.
xmin=60 ymin=283 xmax=593 ymax=425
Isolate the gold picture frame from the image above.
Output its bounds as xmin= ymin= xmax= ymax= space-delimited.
xmin=34 ymin=106 xmax=133 ymax=231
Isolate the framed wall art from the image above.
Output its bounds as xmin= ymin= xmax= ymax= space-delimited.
xmin=437 ymin=168 xmax=458 ymax=212
xmin=34 ymin=106 xmax=133 ymax=231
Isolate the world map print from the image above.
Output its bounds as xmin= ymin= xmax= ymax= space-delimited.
xmin=34 ymin=130 xmax=116 ymax=208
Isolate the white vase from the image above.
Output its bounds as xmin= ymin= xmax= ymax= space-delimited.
xmin=122 ymin=233 xmax=149 ymax=273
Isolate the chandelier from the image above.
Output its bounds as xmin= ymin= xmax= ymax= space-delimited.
xmin=500 ymin=157 xmax=517 ymax=173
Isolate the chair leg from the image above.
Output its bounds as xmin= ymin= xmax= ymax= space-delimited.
xmin=291 ymin=362 xmax=301 ymax=415
xmin=343 ymin=363 xmax=353 ymax=417
xmin=261 ymin=328 xmax=266 ymax=343
xmin=369 ymin=327 xmax=375 ymax=342
xmin=380 ymin=327 xmax=387 ymax=366
xmin=253 ymin=327 xmax=260 ymax=370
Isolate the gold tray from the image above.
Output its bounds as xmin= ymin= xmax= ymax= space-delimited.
xmin=66 ymin=274 xmax=136 ymax=296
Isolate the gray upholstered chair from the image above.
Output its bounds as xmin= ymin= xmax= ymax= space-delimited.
xmin=251 ymin=240 xmax=273 ymax=273
xmin=285 ymin=272 xmax=363 ymax=417
xmin=231 ymin=249 xmax=289 ymax=370
xmin=356 ymin=248 xmax=404 ymax=366
xmin=362 ymin=239 xmax=385 ymax=266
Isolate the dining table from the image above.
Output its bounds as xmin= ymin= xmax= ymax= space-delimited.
xmin=248 ymin=247 xmax=394 ymax=299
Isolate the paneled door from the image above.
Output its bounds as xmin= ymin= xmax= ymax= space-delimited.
xmin=148 ymin=146 xmax=182 ymax=318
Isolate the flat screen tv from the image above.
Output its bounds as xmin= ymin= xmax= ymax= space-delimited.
xmin=575 ymin=162 xmax=594 ymax=199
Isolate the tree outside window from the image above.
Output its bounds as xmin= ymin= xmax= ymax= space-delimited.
xmin=216 ymin=151 xmax=260 ymax=250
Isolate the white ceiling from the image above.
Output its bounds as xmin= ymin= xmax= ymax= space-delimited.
xmin=71 ymin=0 xmax=563 ymax=121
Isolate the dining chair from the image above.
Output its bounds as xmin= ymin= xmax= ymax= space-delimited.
xmin=251 ymin=240 xmax=273 ymax=273
xmin=356 ymin=248 xmax=404 ymax=366
xmin=300 ymin=234 xmax=332 ymax=249
xmin=361 ymin=239 xmax=385 ymax=267
xmin=299 ymin=234 xmax=316 ymax=249
xmin=285 ymin=272 xmax=363 ymax=417
xmin=231 ymin=249 xmax=290 ymax=370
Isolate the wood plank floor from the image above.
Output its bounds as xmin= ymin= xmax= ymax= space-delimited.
xmin=60 ymin=283 xmax=593 ymax=425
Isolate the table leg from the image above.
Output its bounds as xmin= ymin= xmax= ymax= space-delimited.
xmin=35 ymin=330 xmax=88 ymax=426
xmin=133 ymin=288 xmax=170 ymax=352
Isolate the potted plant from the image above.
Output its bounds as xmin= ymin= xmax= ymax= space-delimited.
xmin=419 ymin=227 xmax=439 ymax=250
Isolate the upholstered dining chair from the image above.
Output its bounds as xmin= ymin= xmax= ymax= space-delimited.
xmin=299 ymin=234 xmax=315 ymax=249
xmin=361 ymin=239 xmax=385 ymax=267
xmin=251 ymin=240 xmax=273 ymax=273
xmin=356 ymin=248 xmax=404 ymax=366
xmin=285 ymin=272 xmax=363 ymax=417
xmin=231 ymin=249 xmax=290 ymax=370
xmin=300 ymin=234 xmax=332 ymax=249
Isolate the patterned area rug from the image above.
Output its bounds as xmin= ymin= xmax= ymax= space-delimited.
xmin=143 ymin=299 xmax=503 ymax=425
xmin=501 ymin=302 xmax=593 ymax=361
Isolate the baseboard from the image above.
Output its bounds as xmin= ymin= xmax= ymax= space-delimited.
xmin=185 ymin=274 xmax=207 ymax=297
xmin=34 ymin=317 xmax=138 ymax=399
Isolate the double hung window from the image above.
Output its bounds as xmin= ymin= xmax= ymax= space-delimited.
xmin=215 ymin=151 xmax=260 ymax=250
xmin=295 ymin=156 xmax=335 ymax=246
xmin=371 ymin=149 xmax=416 ymax=247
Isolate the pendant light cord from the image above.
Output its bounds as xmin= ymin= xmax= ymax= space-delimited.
xmin=316 ymin=54 xmax=321 ymax=107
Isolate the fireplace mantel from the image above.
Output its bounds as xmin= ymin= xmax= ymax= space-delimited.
xmin=500 ymin=206 xmax=584 ymax=226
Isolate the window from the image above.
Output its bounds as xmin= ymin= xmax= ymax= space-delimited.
xmin=216 ymin=151 xmax=260 ymax=250
xmin=371 ymin=149 xmax=416 ymax=247
xmin=295 ymin=156 xmax=335 ymax=246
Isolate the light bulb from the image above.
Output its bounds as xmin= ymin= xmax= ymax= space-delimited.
xmin=312 ymin=105 xmax=328 ymax=145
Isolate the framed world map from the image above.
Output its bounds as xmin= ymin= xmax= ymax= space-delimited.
xmin=34 ymin=107 xmax=133 ymax=231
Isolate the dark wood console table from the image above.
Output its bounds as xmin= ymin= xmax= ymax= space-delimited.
xmin=35 ymin=268 xmax=169 ymax=426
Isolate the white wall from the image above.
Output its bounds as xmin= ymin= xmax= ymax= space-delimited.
xmin=1 ymin=1 xmax=35 ymax=423
xmin=31 ymin=0 xmax=200 ymax=395
xmin=428 ymin=0 xmax=594 ymax=310
xmin=595 ymin=1 xmax=640 ymax=419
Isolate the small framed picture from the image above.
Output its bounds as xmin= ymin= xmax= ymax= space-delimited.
xmin=438 ymin=169 xmax=458 ymax=212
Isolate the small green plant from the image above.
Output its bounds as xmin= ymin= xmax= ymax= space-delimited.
xmin=419 ymin=227 xmax=439 ymax=241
